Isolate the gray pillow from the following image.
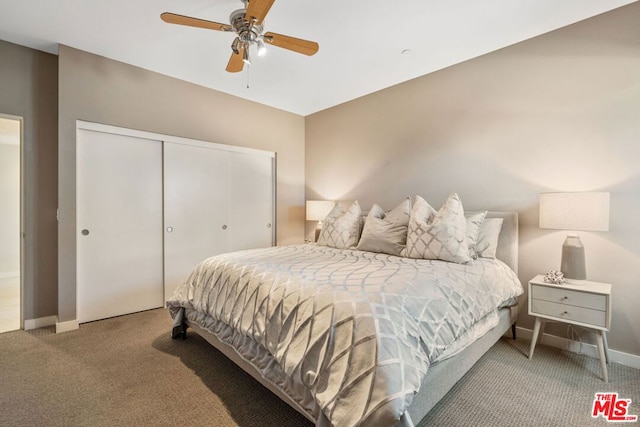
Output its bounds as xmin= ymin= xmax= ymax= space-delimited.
xmin=357 ymin=198 xmax=411 ymax=256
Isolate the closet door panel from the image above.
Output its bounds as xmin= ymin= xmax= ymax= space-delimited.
xmin=163 ymin=142 xmax=230 ymax=300
xmin=77 ymin=130 xmax=164 ymax=323
xmin=228 ymin=151 xmax=275 ymax=252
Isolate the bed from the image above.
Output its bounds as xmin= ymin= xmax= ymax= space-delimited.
xmin=167 ymin=211 xmax=522 ymax=427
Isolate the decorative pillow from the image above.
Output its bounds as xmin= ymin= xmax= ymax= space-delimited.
xmin=357 ymin=198 xmax=411 ymax=256
xmin=476 ymin=217 xmax=503 ymax=259
xmin=317 ymin=201 xmax=362 ymax=249
xmin=403 ymin=193 xmax=472 ymax=264
xmin=465 ymin=211 xmax=488 ymax=260
xmin=320 ymin=201 xmax=343 ymax=222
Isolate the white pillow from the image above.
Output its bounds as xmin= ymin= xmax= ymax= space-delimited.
xmin=465 ymin=211 xmax=488 ymax=260
xmin=317 ymin=201 xmax=362 ymax=249
xmin=476 ymin=217 xmax=503 ymax=259
xmin=403 ymin=193 xmax=472 ymax=264
xmin=357 ymin=198 xmax=411 ymax=256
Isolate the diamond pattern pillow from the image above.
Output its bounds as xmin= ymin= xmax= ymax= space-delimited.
xmin=465 ymin=211 xmax=488 ymax=260
xmin=403 ymin=193 xmax=472 ymax=264
xmin=317 ymin=201 xmax=362 ymax=249
xmin=357 ymin=198 xmax=411 ymax=256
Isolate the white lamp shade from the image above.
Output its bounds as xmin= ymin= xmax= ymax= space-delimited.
xmin=539 ymin=192 xmax=609 ymax=232
xmin=306 ymin=200 xmax=335 ymax=221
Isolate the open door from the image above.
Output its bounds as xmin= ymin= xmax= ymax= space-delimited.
xmin=0 ymin=115 xmax=22 ymax=333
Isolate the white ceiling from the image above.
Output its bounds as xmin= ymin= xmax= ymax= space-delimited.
xmin=0 ymin=0 xmax=636 ymax=115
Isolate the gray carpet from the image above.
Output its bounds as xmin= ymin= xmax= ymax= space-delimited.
xmin=0 ymin=308 xmax=638 ymax=426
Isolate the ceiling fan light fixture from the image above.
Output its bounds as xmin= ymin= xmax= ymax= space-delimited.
xmin=242 ymin=46 xmax=251 ymax=65
xmin=256 ymin=39 xmax=267 ymax=57
xmin=231 ymin=37 xmax=240 ymax=54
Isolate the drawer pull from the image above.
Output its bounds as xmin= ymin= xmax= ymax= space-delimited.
xmin=562 ymin=311 xmax=569 ymax=315
xmin=562 ymin=296 xmax=569 ymax=301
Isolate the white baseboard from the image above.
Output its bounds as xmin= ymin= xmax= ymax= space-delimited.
xmin=55 ymin=318 xmax=80 ymax=334
xmin=516 ymin=326 xmax=640 ymax=370
xmin=24 ymin=315 xmax=57 ymax=330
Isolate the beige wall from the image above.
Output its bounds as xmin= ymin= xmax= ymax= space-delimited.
xmin=0 ymin=40 xmax=58 ymax=321
xmin=58 ymin=46 xmax=306 ymax=323
xmin=306 ymin=3 xmax=640 ymax=357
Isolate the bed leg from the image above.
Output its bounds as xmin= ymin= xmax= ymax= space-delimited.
xmin=171 ymin=322 xmax=188 ymax=340
xmin=511 ymin=324 xmax=517 ymax=340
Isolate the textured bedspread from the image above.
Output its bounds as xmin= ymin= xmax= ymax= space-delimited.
xmin=167 ymin=244 xmax=522 ymax=427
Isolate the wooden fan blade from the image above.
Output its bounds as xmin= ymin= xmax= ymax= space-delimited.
xmin=226 ymin=47 xmax=245 ymax=73
xmin=245 ymin=0 xmax=275 ymax=25
xmin=263 ymin=32 xmax=319 ymax=56
xmin=161 ymin=12 xmax=232 ymax=32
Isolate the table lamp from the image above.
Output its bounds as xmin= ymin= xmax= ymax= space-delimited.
xmin=306 ymin=200 xmax=335 ymax=242
xmin=539 ymin=192 xmax=609 ymax=281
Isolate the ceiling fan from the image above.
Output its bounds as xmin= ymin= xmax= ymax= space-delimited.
xmin=161 ymin=0 xmax=319 ymax=73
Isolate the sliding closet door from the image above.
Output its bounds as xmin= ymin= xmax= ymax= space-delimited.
xmin=163 ymin=142 xmax=230 ymax=300
xmin=228 ymin=151 xmax=275 ymax=251
xmin=77 ymin=129 xmax=164 ymax=323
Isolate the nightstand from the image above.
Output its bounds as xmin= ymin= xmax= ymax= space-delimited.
xmin=528 ymin=274 xmax=611 ymax=382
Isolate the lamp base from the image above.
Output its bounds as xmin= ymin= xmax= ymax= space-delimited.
xmin=560 ymin=235 xmax=586 ymax=280
xmin=314 ymin=220 xmax=323 ymax=243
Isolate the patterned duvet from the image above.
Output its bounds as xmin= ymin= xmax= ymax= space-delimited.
xmin=167 ymin=244 xmax=522 ymax=427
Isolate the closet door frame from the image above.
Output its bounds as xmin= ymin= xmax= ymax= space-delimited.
xmin=75 ymin=121 xmax=276 ymax=319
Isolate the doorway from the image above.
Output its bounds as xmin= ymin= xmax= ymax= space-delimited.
xmin=0 ymin=115 xmax=22 ymax=333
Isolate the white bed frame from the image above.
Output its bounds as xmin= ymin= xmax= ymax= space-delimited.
xmin=177 ymin=212 xmax=520 ymax=426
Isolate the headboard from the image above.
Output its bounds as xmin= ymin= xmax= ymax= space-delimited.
xmin=485 ymin=211 xmax=519 ymax=274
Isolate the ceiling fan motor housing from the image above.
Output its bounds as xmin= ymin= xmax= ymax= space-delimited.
xmin=230 ymin=9 xmax=263 ymax=44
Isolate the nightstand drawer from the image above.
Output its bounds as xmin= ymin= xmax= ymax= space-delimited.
xmin=531 ymin=285 xmax=606 ymax=311
xmin=530 ymin=299 xmax=607 ymax=328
